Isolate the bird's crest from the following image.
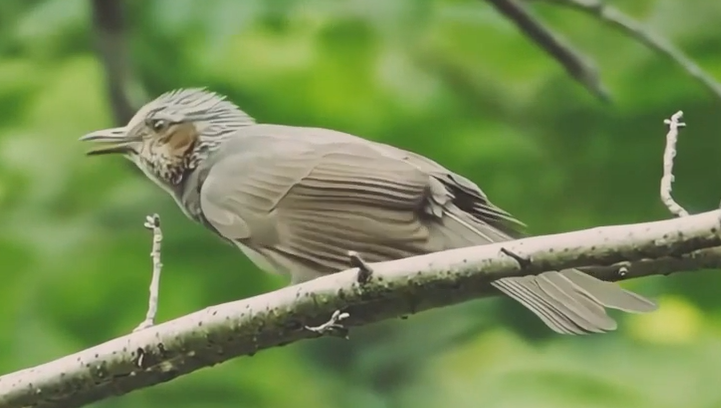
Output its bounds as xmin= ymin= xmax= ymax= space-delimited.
xmin=133 ymin=88 xmax=255 ymax=136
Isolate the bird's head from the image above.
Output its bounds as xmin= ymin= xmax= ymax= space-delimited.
xmin=80 ymin=88 xmax=255 ymax=186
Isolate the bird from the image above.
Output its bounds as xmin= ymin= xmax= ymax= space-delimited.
xmin=79 ymin=88 xmax=657 ymax=335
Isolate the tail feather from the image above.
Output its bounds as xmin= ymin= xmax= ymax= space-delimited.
xmin=559 ymin=269 xmax=658 ymax=313
xmin=439 ymin=206 xmax=656 ymax=335
xmin=492 ymin=276 xmax=597 ymax=334
xmin=535 ymin=272 xmax=617 ymax=330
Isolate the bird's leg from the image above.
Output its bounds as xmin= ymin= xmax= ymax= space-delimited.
xmin=304 ymin=310 xmax=350 ymax=339
xmin=348 ymin=250 xmax=373 ymax=284
xmin=304 ymin=252 xmax=367 ymax=338
xmin=500 ymin=247 xmax=532 ymax=269
xmin=134 ymin=214 xmax=163 ymax=332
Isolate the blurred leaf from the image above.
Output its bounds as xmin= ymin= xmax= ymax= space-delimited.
xmin=1 ymin=0 xmax=721 ymax=407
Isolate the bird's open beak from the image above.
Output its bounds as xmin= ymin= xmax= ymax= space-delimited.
xmin=79 ymin=127 xmax=137 ymax=156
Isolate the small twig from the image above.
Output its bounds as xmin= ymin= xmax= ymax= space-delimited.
xmin=485 ymin=0 xmax=609 ymax=101
xmin=304 ymin=310 xmax=350 ymax=339
xmin=348 ymin=251 xmax=373 ymax=284
xmin=134 ymin=214 xmax=163 ymax=332
xmin=661 ymin=111 xmax=689 ymax=217
xmin=534 ymin=0 xmax=721 ymax=102
xmin=500 ymin=247 xmax=532 ymax=268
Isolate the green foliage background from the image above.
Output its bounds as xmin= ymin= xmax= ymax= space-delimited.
xmin=1 ymin=0 xmax=721 ymax=407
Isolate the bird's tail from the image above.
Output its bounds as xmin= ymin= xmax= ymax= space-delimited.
xmin=437 ymin=206 xmax=657 ymax=335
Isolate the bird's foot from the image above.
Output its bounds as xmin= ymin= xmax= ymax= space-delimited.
xmin=305 ymin=310 xmax=350 ymax=339
xmin=348 ymin=251 xmax=373 ymax=284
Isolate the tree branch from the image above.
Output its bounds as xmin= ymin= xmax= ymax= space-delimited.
xmin=1 ymin=209 xmax=720 ymax=408
xmin=484 ymin=0 xmax=610 ymax=101
xmin=532 ymin=0 xmax=721 ymax=102
xmin=90 ymin=0 xmax=141 ymax=125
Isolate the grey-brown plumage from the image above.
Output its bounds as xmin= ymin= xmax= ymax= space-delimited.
xmin=80 ymin=88 xmax=657 ymax=335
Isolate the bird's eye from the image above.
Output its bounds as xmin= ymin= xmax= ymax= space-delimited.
xmin=149 ymin=119 xmax=169 ymax=133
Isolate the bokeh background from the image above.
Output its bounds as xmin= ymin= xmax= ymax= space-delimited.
xmin=2 ymin=0 xmax=721 ymax=407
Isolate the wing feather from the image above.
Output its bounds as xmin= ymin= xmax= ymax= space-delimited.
xmin=200 ymin=140 xmax=435 ymax=274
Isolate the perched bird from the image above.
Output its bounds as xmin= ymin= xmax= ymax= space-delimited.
xmin=80 ymin=88 xmax=656 ymax=335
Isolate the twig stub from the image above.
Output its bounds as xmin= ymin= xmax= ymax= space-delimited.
xmin=500 ymin=247 xmax=532 ymax=269
xmin=348 ymin=251 xmax=374 ymax=284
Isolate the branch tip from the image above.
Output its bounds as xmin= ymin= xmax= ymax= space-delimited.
xmin=143 ymin=213 xmax=160 ymax=229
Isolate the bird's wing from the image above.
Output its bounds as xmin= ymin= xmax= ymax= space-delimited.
xmin=374 ymin=144 xmax=527 ymax=237
xmin=199 ymin=137 xmax=442 ymax=275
